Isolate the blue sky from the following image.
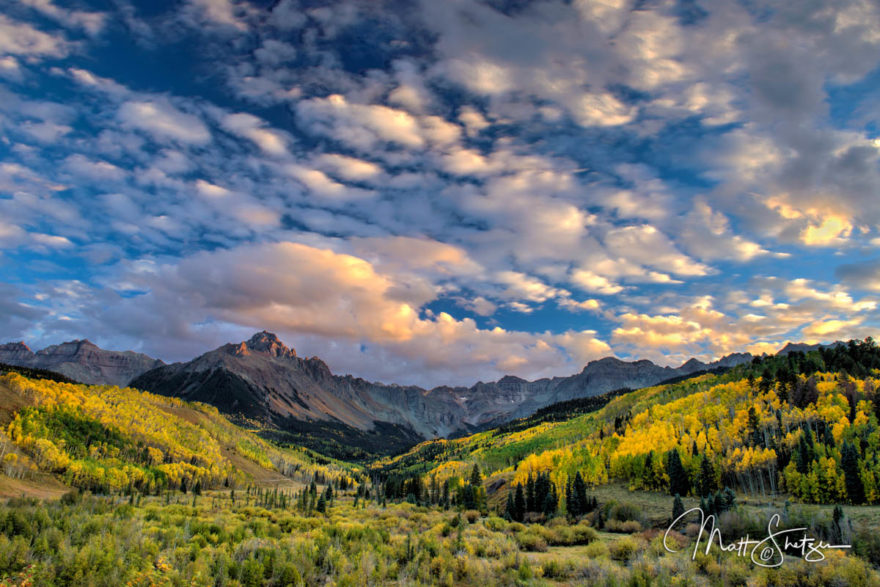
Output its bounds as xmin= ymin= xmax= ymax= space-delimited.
xmin=2 ymin=0 xmax=880 ymax=387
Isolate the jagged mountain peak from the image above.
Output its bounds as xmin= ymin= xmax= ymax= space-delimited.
xmin=0 ymin=341 xmax=32 ymax=353
xmin=37 ymin=339 xmax=98 ymax=355
xmin=223 ymin=331 xmax=297 ymax=359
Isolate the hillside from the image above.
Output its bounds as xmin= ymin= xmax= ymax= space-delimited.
xmin=0 ymin=371 xmax=356 ymax=497
xmin=374 ymin=338 xmax=880 ymax=511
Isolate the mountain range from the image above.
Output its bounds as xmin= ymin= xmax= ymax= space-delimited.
xmin=0 ymin=339 xmax=163 ymax=387
xmin=2 ymin=332 xmax=755 ymax=457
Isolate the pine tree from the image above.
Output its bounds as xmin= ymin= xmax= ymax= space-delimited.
xmin=193 ymin=480 xmax=202 ymax=496
xmin=666 ymin=449 xmax=690 ymax=497
xmin=841 ymin=442 xmax=866 ymax=504
xmin=470 ymin=464 xmax=482 ymax=487
xmin=571 ymin=472 xmax=588 ymax=518
xmin=698 ymin=456 xmax=716 ymax=497
xmin=513 ymin=484 xmax=526 ymax=522
xmin=505 ymin=490 xmax=515 ymax=521
xmin=717 ymin=487 xmax=736 ymax=512
xmin=644 ymin=451 xmax=655 ymax=489
xmin=180 ymin=478 xmax=187 ymax=494
xmin=747 ymin=406 xmax=762 ymax=447
xmin=541 ymin=485 xmax=557 ymax=517
xmin=526 ymin=474 xmax=536 ymax=513
xmin=316 ymin=494 xmax=326 ymax=513
xmin=672 ymin=494 xmax=685 ymax=521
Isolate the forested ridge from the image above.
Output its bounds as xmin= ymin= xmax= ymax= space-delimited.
xmin=0 ymin=372 xmax=356 ymax=496
xmin=377 ymin=338 xmax=880 ymax=509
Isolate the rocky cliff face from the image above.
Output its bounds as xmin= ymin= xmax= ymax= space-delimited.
xmin=131 ymin=331 xmax=752 ymax=443
xmin=0 ymin=340 xmax=163 ymax=387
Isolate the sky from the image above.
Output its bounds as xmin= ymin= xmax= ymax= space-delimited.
xmin=2 ymin=0 xmax=880 ymax=388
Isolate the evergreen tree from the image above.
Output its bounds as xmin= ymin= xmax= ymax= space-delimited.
xmin=698 ymin=456 xmax=716 ymax=497
xmin=796 ymin=433 xmax=812 ymax=474
xmin=193 ymin=480 xmax=202 ymax=496
xmin=717 ymin=487 xmax=736 ymax=512
xmin=541 ymin=485 xmax=557 ymax=517
xmin=526 ymin=474 xmax=536 ymax=512
xmin=644 ymin=451 xmax=655 ymax=489
xmin=513 ymin=484 xmax=526 ymax=522
xmin=672 ymin=494 xmax=685 ymax=521
xmin=666 ymin=449 xmax=690 ymax=497
xmin=747 ymin=406 xmax=762 ymax=446
xmin=841 ymin=442 xmax=866 ymax=504
xmin=470 ymin=464 xmax=482 ymax=487
xmin=180 ymin=478 xmax=187 ymax=494
xmin=316 ymin=495 xmax=326 ymax=513
xmin=570 ymin=472 xmax=588 ymax=518
xmin=505 ymin=490 xmax=515 ymax=521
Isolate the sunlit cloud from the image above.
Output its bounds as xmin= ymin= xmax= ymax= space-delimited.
xmin=3 ymin=0 xmax=880 ymax=386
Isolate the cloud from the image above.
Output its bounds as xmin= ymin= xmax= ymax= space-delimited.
xmin=570 ymin=270 xmax=624 ymax=295
xmin=296 ymin=94 xmax=426 ymax=150
xmin=0 ymin=283 xmax=46 ymax=340
xmin=836 ymin=259 xmax=880 ymax=292
xmin=802 ymin=318 xmax=864 ymax=340
xmin=0 ymin=15 xmax=68 ymax=58
xmin=0 ymin=56 xmax=22 ymax=80
xmin=221 ymin=112 xmax=289 ymax=156
xmin=118 ymin=100 xmax=211 ymax=145
xmin=604 ymin=225 xmax=711 ymax=278
xmin=75 ymin=241 xmax=612 ymax=386
xmin=678 ymin=199 xmax=773 ymax=262
xmin=6 ymin=0 xmax=880 ymax=385
xmin=315 ymin=154 xmax=383 ymax=182
xmin=63 ymin=154 xmax=126 ymax=182
xmin=19 ymin=0 xmax=106 ymax=35
xmin=186 ymin=0 xmax=247 ymax=30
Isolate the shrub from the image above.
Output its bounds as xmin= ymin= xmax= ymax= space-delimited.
xmin=609 ymin=536 xmax=640 ymax=563
xmin=59 ymin=489 xmax=82 ymax=505
xmin=605 ymin=501 xmax=643 ymax=524
xmin=619 ymin=520 xmax=642 ymax=533
xmin=464 ymin=510 xmax=480 ymax=524
xmin=583 ymin=540 xmax=610 ymax=559
xmin=515 ymin=531 xmax=548 ymax=552
xmin=604 ymin=518 xmax=642 ymax=533
xmin=483 ymin=516 xmax=508 ymax=532
xmin=541 ymin=559 xmax=570 ymax=579
xmin=853 ymin=525 xmax=880 ymax=567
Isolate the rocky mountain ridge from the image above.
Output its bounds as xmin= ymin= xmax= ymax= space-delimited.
xmin=129 ymin=331 xmax=753 ymax=445
xmin=3 ymin=331 xmax=759 ymax=456
xmin=0 ymin=339 xmax=164 ymax=387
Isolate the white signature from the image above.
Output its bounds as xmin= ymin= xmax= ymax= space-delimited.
xmin=663 ymin=507 xmax=851 ymax=568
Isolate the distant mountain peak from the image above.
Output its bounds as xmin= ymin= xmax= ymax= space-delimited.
xmin=36 ymin=339 xmax=99 ymax=356
xmin=226 ymin=331 xmax=296 ymax=359
xmin=0 ymin=341 xmax=32 ymax=353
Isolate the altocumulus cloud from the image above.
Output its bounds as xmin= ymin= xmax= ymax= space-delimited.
xmin=2 ymin=0 xmax=880 ymax=386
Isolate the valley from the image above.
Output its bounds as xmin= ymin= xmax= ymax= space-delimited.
xmin=0 ymin=337 xmax=879 ymax=584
